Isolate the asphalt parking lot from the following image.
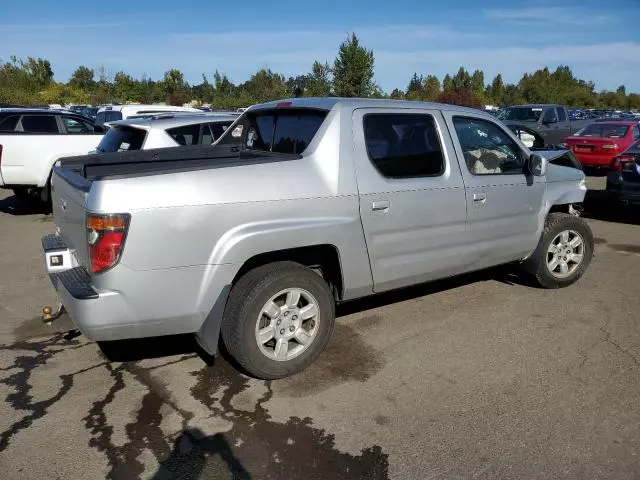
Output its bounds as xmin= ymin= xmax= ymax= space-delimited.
xmin=0 ymin=178 xmax=638 ymax=480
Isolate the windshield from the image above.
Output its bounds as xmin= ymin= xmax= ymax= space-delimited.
xmin=574 ymin=124 xmax=629 ymax=139
xmin=497 ymin=107 xmax=543 ymax=122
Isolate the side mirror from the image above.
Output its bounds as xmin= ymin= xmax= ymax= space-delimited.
xmin=528 ymin=154 xmax=546 ymax=176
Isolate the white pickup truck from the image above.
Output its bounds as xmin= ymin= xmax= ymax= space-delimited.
xmin=0 ymin=109 xmax=104 ymax=203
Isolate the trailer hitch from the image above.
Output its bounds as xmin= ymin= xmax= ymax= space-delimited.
xmin=42 ymin=303 xmax=65 ymax=325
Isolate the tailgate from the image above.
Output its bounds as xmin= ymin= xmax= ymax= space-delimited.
xmin=51 ymin=164 xmax=92 ymax=269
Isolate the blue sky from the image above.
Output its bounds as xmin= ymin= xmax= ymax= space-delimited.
xmin=2 ymin=0 xmax=639 ymax=92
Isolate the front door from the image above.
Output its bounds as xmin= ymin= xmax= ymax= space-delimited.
xmin=442 ymin=113 xmax=546 ymax=270
xmin=352 ymin=108 xmax=469 ymax=292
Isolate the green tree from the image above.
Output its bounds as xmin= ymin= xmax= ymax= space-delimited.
xmin=306 ymin=61 xmax=332 ymax=97
xmin=390 ymin=88 xmax=404 ymax=100
xmin=113 ymin=71 xmax=140 ymax=103
xmin=406 ymin=72 xmax=423 ymax=100
xmin=471 ymin=70 xmax=484 ymax=97
xmin=442 ymin=74 xmax=453 ymax=91
xmin=241 ymin=68 xmax=288 ymax=103
xmin=489 ymin=74 xmax=504 ymax=105
xmin=332 ymin=33 xmax=375 ymax=97
xmin=452 ymin=67 xmax=471 ymax=90
xmin=68 ymin=66 xmax=95 ymax=92
xmin=422 ymin=75 xmax=441 ymax=101
xmin=163 ymin=68 xmax=188 ymax=105
xmin=21 ymin=57 xmax=54 ymax=85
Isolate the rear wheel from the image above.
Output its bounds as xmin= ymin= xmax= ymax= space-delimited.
xmin=525 ymin=213 xmax=593 ymax=289
xmin=221 ymin=261 xmax=335 ymax=379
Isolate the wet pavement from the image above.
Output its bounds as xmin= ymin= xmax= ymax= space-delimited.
xmin=0 ymin=178 xmax=639 ymax=479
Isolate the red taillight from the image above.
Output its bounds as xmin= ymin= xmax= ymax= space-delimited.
xmin=613 ymin=154 xmax=635 ymax=172
xmin=276 ymin=101 xmax=292 ymax=108
xmin=87 ymin=213 xmax=130 ymax=273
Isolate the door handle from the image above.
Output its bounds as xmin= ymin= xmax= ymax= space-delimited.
xmin=372 ymin=200 xmax=390 ymax=212
xmin=473 ymin=192 xmax=487 ymax=204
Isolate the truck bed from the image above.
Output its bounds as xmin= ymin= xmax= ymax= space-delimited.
xmin=56 ymin=144 xmax=301 ymax=183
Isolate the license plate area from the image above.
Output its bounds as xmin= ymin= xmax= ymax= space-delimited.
xmin=45 ymin=249 xmax=74 ymax=274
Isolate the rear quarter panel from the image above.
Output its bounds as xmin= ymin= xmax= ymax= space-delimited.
xmin=88 ymin=105 xmax=372 ymax=323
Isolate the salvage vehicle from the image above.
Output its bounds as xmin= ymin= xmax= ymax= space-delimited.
xmin=607 ymin=140 xmax=640 ymax=205
xmin=42 ymin=98 xmax=593 ymax=379
xmin=498 ymin=104 xmax=593 ymax=148
xmin=0 ymin=109 xmax=104 ymax=203
xmin=565 ymin=121 xmax=640 ymax=170
xmin=94 ymin=113 xmax=240 ymax=153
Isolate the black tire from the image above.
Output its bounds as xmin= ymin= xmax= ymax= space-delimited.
xmin=525 ymin=213 xmax=594 ymax=289
xmin=221 ymin=261 xmax=335 ymax=380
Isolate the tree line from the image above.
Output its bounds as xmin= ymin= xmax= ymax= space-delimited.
xmin=1 ymin=33 xmax=638 ymax=110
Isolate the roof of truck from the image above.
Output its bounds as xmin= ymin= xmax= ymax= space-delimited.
xmin=249 ymin=97 xmax=494 ymax=116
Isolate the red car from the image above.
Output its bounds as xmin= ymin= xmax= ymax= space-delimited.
xmin=565 ymin=121 xmax=640 ymax=169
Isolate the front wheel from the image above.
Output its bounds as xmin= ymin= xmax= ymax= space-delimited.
xmin=221 ymin=262 xmax=335 ymax=379
xmin=525 ymin=213 xmax=594 ymax=289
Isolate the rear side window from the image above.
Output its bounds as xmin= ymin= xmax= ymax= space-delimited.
xmin=0 ymin=115 xmax=20 ymax=131
xmin=557 ymin=108 xmax=567 ymax=122
xmin=96 ymin=127 xmax=146 ymax=152
xmin=21 ymin=115 xmax=59 ymax=133
xmin=363 ymin=113 xmax=445 ymax=178
xmin=209 ymin=121 xmax=232 ymax=142
xmin=62 ymin=116 xmax=94 ymax=134
xmin=166 ymin=124 xmax=200 ymax=145
xmin=244 ymin=110 xmax=327 ymax=154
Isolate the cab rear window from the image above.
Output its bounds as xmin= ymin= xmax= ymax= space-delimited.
xmin=96 ymin=126 xmax=146 ymax=153
xmin=243 ymin=109 xmax=327 ymax=154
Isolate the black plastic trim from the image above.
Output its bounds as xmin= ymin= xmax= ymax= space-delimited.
xmin=53 ymin=267 xmax=98 ymax=300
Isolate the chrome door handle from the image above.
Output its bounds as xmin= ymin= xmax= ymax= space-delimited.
xmin=372 ymin=200 xmax=390 ymax=212
xmin=473 ymin=192 xmax=487 ymax=203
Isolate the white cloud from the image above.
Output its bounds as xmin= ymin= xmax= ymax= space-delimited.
xmin=483 ymin=6 xmax=613 ymax=25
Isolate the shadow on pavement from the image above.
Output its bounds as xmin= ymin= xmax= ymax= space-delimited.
xmin=0 ymin=194 xmax=51 ymax=216
xmin=337 ymin=265 xmax=529 ymax=318
xmin=582 ymin=189 xmax=640 ymax=226
xmin=96 ymin=334 xmax=213 ymax=365
xmin=151 ymin=429 xmax=252 ymax=480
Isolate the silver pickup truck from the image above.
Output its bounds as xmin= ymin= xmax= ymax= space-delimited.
xmin=42 ymin=98 xmax=593 ymax=379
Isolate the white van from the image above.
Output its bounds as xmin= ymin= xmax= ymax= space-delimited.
xmin=95 ymin=104 xmax=202 ymax=127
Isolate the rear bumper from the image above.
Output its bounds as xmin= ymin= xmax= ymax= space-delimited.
xmin=572 ymin=151 xmax=615 ymax=168
xmin=42 ymin=233 xmax=235 ymax=344
xmin=606 ymin=173 xmax=640 ymax=204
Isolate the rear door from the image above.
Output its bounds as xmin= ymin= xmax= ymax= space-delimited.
xmin=443 ymin=112 xmax=545 ymax=269
xmin=353 ymin=108 xmax=469 ymax=292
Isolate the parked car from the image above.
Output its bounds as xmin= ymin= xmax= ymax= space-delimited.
xmin=43 ymin=98 xmax=592 ymax=379
xmin=0 ymin=109 xmax=104 ymax=203
xmin=94 ymin=113 xmax=240 ymax=153
xmin=498 ymin=104 xmax=593 ymax=148
xmin=606 ymin=140 xmax=640 ymax=204
xmin=80 ymin=106 xmax=99 ymax=120
xmin=95 ymin=104 xmax=202 ymax=128
xmin=565 ymin=121 xmax=640 ymax=169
